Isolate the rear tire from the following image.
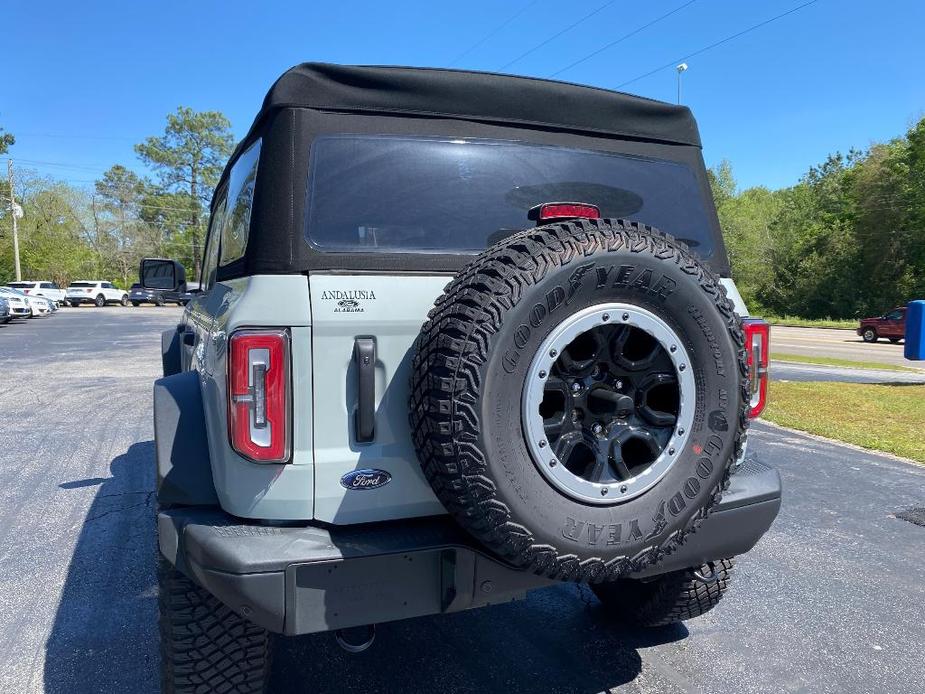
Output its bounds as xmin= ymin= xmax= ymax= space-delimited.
xmin=70 ymin=301 xmax=81 ymax=308
xmin=121 ymin=294 xmax=129 ymax=307
xmin=131 ymin=301 xmax=140 ymax=307
xmin=95 ymin=294 xmax=105 ymax=308
xmin=159 ymin=556 xmax=271 ymax=694
xmin=888 ymin=337 xmax=901 ymax=344
xmin=592 ymin=558 xmax=734 ymax=627
xmin=862 ymin=328 xmax=877 ymax=343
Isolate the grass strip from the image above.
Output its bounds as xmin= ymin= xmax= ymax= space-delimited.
xmin=765 ymin=315 xmax=858 ymax=329
xmin=761 ymin=381 xmax=925 ymax=463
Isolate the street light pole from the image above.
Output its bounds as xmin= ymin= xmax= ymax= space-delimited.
xmin=676 ymin=63 xmax=688 ymax=105
xmin=7 ymin=159 xmax=21 ymax=282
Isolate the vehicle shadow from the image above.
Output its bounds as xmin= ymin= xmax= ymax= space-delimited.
xmin=271 ymin=582 xmax=683 ymax=693
xmin=43 ymin=441 xmax=159 ymax=694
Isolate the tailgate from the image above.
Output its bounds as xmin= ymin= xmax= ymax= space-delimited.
xmin=309 ymin=273 xmax=454 ymax=524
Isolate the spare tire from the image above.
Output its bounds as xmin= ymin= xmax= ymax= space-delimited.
xmin=410 ymin=219 xmax=748 ymax=583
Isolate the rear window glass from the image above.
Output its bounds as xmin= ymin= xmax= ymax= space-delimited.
xmin=220 ymin=140 xmax=261 ymax=266
xmin=69 ymin=282 xmax=97 ymax=287
xmin=305 ymin=136 xmax=714 ymax=257
xmin=8 ymin=282 xmax=32 ymax=288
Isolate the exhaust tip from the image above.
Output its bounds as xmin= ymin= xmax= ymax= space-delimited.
xmin=334 ymin=624 xmax=376 ymax=653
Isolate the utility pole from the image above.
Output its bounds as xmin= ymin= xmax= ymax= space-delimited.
xmin=676 ymin=63 xmax=688 ymax=105
xmin=7 ymin=159 xmax=21 ymax=281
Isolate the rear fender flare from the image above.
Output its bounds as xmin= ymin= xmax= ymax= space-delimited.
xmin=154 ymin=370 xmax=219 ymax=507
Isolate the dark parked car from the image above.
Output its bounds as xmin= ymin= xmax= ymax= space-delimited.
xmin=858 ymin=307 xmax=906 ymax=343
xmin=0 ymin=296 xmax=10 ymax=324
xmin=129 ymin=282 xmax=186 ymax=307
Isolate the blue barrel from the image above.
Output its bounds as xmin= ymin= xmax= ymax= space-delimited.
xmin=905 ymin=300 xmax=925 ymax=361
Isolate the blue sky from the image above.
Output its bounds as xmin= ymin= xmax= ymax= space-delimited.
xmin=5 ymin=0 xmax=924 ymax=192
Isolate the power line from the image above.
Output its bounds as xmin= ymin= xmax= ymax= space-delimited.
xmin=498 ymin=0 xmax=619 ymax=71
xmin=448 ymin=0 xmax=542 ymax=67
xmin=614 ymin=0 xmax=821 ymax=89
xmin=14 ymin=131 xmax=139 ymax=141
xmin=548 ymin=0 xmax=698 ymax=78
xmin=15 ymin=157 xmax=114 ymax=173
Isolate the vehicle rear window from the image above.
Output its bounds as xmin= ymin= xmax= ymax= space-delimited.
xmin=8 ymin=282 xmax=32 ymax=288
xmin=305 ymin=136 xmax=715 ymax=257
xmin=69 ymin=282 xmax=97 ymax=287
xmin=220 ymin=140 xmax=261 ymax=266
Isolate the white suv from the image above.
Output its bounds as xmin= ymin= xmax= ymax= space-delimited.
xmin=66 ymin=281 xmax=129 ymax=307
xmin=7 ymin=281 xmax=66 ymax=306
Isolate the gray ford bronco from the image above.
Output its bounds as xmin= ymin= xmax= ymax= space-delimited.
xmin=147 ymin=63 xmax=780 ymax=692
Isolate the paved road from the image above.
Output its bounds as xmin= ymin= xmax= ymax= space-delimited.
xmin=771 ymin=360 xmax=925 ymax=384
xmin=771 ymin=326 xmax=919 ymax=370
xmin=1 ymin=308 xmax=924 ymax=693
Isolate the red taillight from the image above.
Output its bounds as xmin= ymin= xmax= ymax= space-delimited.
xmin=228 ymin=329 xmax=291 ymax=462
xmin=23 ymin=289 xmax=31 ymax=294
xmin=743 ymin=318 xmax=770 ymax=418
xmin=85 ymin=288 xmax=92 ymax=293
xmin=530 ymin=202 xmax=601 ymax=223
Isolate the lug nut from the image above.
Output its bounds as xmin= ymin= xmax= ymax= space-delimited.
xmin=592 ymin=423 xmax=603 ymax=435
xmin=670 ymin=344 xmax=677 ymax=353
xmin=538 ymin=370 xmax=547 ymax=379
xmin=538 ymin=440 xmax=547 ymax=448
xmin=572 ymin=382 xmax=581 ymax=393
xmin=615 ymin=380 xmax=624 ymax=390
xmin=549 ymin=349 xmax=558 ymax=358
xmin=679 ymin=364 xmax=686 ymax=371
xmin=620 ymin=485 xmax=628 ymax=493
xmin=678 ymin=427 xmax=685 ymax=435
xmin=601 ymin=488 xmax=609 ymax=496
xmin=602 ymin=314 xmax=610 ymax=322
xmin=622 ymin=313 xmax=630 ymax=321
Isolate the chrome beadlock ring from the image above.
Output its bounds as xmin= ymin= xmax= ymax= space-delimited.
xmin=522 ymin=303 xmax=696 ymax=505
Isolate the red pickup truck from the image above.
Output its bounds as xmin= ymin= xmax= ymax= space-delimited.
xmin=858 ymin=307 xmax=906 ymax=343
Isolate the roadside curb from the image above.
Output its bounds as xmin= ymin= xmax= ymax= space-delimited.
xmin=770 ymin=359 xmax=925 ymax=376
xmin=754 ymin=419 xmax=924 ymax=469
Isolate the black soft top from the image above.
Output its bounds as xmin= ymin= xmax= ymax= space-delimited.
xmin=231 ymin=63 xmax=700 ymax=164
xmin=215 ymin=63 xmax=728 ymax=278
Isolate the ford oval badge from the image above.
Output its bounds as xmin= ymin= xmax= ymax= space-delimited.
xmin=341 ymin=468 xmax=392 ymax=490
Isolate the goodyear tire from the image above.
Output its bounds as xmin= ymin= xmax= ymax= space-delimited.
xmin=410 ymin=219 xmax=748 ymax=582
xmin=159 ymin=557 xmax=270 ymax=693
xmin=593 ymin=558 xmax=734 ymax=626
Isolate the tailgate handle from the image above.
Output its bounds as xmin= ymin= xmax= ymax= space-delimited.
xmin=354 ymin=338 xmax=376 ymax=442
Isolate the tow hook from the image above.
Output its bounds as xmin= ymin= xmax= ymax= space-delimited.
xmin=335 ymin=624 xmax=376 ymax=653
xmin=693 ymin=562 xmax=719 ymax=585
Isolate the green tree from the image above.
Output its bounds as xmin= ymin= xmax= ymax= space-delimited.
xmin=0 ymin=121 xmax=13 ymax=154
xmin=134 ymin=107 xmax=233 ymax=277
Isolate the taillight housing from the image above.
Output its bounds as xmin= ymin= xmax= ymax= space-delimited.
xmin=743 ymin=318 xmax=770 ymax=418
xmin=529 ymin=202 xmax=601 ymax=223
xmin=228 ymin=329 xmax=291 ymax=462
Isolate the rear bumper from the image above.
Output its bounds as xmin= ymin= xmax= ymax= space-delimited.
xmin=159 ymin=460 xmax=781 ymax=636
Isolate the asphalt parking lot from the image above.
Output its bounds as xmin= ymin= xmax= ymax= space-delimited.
xmin=1 ymin=308 xmax=923 ymax=693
